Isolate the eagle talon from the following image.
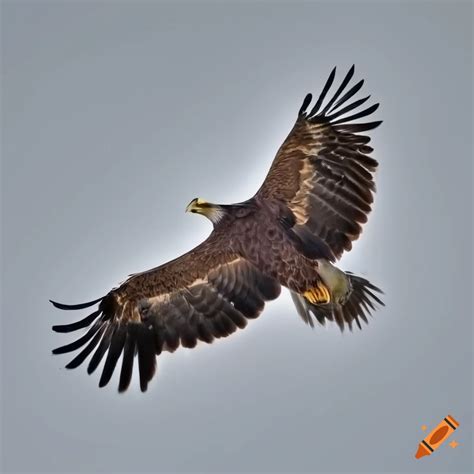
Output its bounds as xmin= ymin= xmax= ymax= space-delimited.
xmin=303 ymin=284 xmax=331 ymax=305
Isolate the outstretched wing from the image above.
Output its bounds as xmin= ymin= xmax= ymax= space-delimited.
xmin=51 ymin=231 xmax=281 ymax=392
xmin=257 ymin=65 xmax=382 ymax=259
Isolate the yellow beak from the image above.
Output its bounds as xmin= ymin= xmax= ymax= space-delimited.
xmin=186 ymin=198 xmax=201 ymax=213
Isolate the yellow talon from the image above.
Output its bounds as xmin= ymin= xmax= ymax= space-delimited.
xmin=304 ymin=283 xmax=330 ymax=304
xmin=304 ymin=290 xmax=315 ymax=304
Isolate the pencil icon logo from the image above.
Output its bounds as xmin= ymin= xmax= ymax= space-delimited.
xmin=415 ymin=414 xmax=460 ymax=459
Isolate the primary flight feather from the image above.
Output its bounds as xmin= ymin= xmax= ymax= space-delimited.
xmin=51 ymin=66 xmax=384 ymax=392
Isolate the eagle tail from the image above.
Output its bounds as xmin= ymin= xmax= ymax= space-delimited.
xmin=291 ymin=273 xmax=384 ymax=331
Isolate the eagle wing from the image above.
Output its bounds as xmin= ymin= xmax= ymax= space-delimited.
xmin=256 ymin=66 xmax=382 ymax=260
xmin=51 ymin=231 xmax=281 ymax=392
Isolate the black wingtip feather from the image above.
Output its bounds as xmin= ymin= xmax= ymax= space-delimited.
xmin=118 ymin=330 xmax=136 ymax=393
xmin=64 ymin=325 xmax=107 ymax=369
xmin=99 ymin=325 xmax=127 ymax=388
xmin=87 ymin=324 xmax=114 ymax=375
xmin=332 ymin=103 xmax=380 ymax=125
xmin=304 ymin=65 xmax=381 ymax=137
xmin=136 ymin=327 xmax=156 ymax=393
xmin=299 ymin=93 xmax=313 ymax=116
xmin=52 ymin=321 xmax=103 ymax=355
xmin=326 ymin=96 xmax=371 ymax=122
xmin=309 ymin=67 xmax=336 ymax=116
xmin=320 ymin=65 xmax=355 ymax=116
xmin=336 ymin=121 xmax=383 ymax=133
xmin=52 ymin=310 xmax=101 ymax=333
xmin=49 ymin=297 xmax=103 ymax=311
xmin=328 ymin=79 xmax=364 ymax=114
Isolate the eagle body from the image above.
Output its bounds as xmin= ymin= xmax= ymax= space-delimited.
xmin=52 ymin=66 xmax=384 ymax=392
xmin=121 ymin=198 xmax=324 ymax=302
xmin=216 ymin=199 xmax=327 ymax=294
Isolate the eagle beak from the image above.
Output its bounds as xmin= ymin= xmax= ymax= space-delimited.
xmin=186 ymin=198 xmax=199 ymax=213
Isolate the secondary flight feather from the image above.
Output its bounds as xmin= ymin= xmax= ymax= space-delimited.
xmin=51 ymin=66 xmax=384 ymax=392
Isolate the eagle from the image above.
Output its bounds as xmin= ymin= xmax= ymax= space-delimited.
xmin=51 ymin=66 xmax=384 ymax=392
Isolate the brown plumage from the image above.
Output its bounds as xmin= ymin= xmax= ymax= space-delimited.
xmin=52 ymin=66 xmax=384 ymax=392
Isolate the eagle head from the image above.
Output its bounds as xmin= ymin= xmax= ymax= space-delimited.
xmin=185 ymin=198 xmax=225 ymax=225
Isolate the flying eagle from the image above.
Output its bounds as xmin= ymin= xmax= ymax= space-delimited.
xmin=51 ymin=66 xmax=384 ymax=392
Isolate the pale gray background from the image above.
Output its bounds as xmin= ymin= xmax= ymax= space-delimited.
xmin=1 ymin=1 xmax=472 ymax=473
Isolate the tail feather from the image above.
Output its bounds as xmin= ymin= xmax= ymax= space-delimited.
xmin=290 ymin=291 xmax=314 ymax=328
xmin=292 ymin=274 xmax=384 ymax=331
